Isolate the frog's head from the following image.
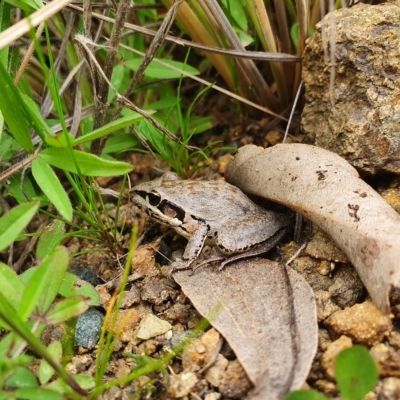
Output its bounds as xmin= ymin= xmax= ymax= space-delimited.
xmin=131 ymin=175 xmax=185 ymax=228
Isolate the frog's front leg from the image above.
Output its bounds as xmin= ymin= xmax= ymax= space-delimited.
xmin=168 ymin=221 xmax=209 ymax=277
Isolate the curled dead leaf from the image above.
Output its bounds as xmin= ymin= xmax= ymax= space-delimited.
xmin=226 ymin=144 xmax=400 ymax=314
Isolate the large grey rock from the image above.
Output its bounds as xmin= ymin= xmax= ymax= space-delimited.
xmin=302 ymin=1 xmax=400 ymax=175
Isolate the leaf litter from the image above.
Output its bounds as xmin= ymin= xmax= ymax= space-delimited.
xmin=173 ymin=258 xmax=318 ymax=400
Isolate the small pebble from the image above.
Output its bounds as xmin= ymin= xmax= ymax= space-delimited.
xmin=133 ymin=313 xmax=172 ymax=341
xmin=328 ymin=265 xmax=365 ymax=308
xmin=218 ymin=359 xmax=253 ymax=399
xmin=370 ymin=343 xmax=400 ymax=377
xmin=71 ymin=266 xmax=100 ymax=286
xmin=204 ymin=393 xmax=221 ymax=400
xmin=65 ymin=354 xmax=93 ymax=374
xmin=165 ymin=371 xmax=198 ymax=398
xmin=182 ymin=328 xmax=221 ymax=372
xmin=388 ymin=330 xmax=400 ymax=350
xmin=325 ymin=301 xmax=392 ymax=346
xmin=314 ymin=290 xmax=341 ymax=322
xmin=321 ymin=335 xmax=353 ymax=380
xmin=375 ymin=377 xmax=400 ymax=399
xmin=75 ymin=307 xmax=104 ymax=349
xmin=205 ymin=354 xmax=229 ymax=387
xmin=107 ymin=308 xmax=141 ymax=343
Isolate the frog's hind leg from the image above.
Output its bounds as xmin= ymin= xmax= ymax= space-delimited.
xmin=190 ymin=255 xmax=226 ymax=275
xmin=218 ymin=228 xmax=288 ymax=271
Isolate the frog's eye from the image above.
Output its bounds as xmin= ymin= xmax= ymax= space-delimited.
xmin=147 ymin=192 xmax=161 ymax=206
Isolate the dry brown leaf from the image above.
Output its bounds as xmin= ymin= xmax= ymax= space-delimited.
xmin=225 ymin=144 xmax=400 ymax=314
xmin=173 ymin=258 xmax=317 ymax=400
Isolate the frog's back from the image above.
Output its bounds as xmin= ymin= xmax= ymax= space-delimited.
xmin=158 ymin=179 xmax=263 ymax=221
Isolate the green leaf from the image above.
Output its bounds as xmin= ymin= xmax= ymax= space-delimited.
xmin=39 ymin=341 xmax=62 ymax=385
xmin=285 ymin=390 xmax=329 ymax=400
xmin=102 ymin=133 xmax=141 ymax=154
xmin=44 ymin=131 xmax=75 ymax=148
xmin=5 ymin=367 xmax=38 ymax=389
xmin=0 ymin=61 xmax=33 ymax=152
xmin=31 ymin=157 xmax=73 ymax=221
xmin=36 ymin=220 xmax=65 ymax=260
xmin=59 ymin=272 xmax=100 ymax=306
xmin=73 ymin=374 xmax=96 ymax=390
xmin=0 ymin=263 xmax=25 ymax=310
xmin=73 ymin=112 xmax=154 ymax=146
xmin=0 ymin=355 xmax=32 ymax=370
xmin=125 ymin=58 xmax=199 ymax=80
xmin=18 ymin=247 xmax=69 ymax=320
xmin=39 ymin=148 xmax=133 ymax=177
xmin=0 ymin=132 xmax=20 ymax=162
xmin=18 ymin=258 xmax=51 ymax=321
xmin=46 ymin=374 xmax=95 ymax=393
xmin=8 ymin=173 xmax=47 ymax=205
xmin=14 ymin=387 xmax=64 ymax=400
xmin=290 ymin=23 xmax=299 ymax=48
xmin=0 ymin=201 xmax=39 ymax=252
xmin=335 ymin=346 xmax=378 ymax=400
xmin=220 ymin=0 xmax=248 ymax=31
xmin=40 ymin=247 xmax=70 ymax=313
xmin=46 ymin=296 xmax=91 ymax=325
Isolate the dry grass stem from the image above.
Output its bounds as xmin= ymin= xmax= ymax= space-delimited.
xmin=112 ymin=0 xmax=185 ymax=121
xmin=0 ymin=0 xmax=75 ymax=50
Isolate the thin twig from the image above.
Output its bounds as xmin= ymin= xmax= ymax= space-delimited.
xmin=283 ymin=81 xmax=303 ymax=143
xmin=0 ymin=154 xmax=37 ymax=184
xmin=14 ymin=22 xmax=45 ymax=85
xmin=90 ymin=0 xmax=131 ymax=155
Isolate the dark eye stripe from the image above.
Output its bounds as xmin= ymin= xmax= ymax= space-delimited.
xmin=134 ymin=190 xmax=148 ymax=199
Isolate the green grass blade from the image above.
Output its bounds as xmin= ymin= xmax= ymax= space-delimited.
xmin=0 ymin=1 xmax=11 ymax=66
xmin=39 ymin=148 xmax=133 ymax=176
xmin=32 ymin=157 xmax=73 ymax=221
xmin=0 ymin=201 xmax=39 ymax=252
xmin=72 ymin=112 xmax=155 ymax=146
xmin=124 ymin=58 xmax=199 ymax=79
